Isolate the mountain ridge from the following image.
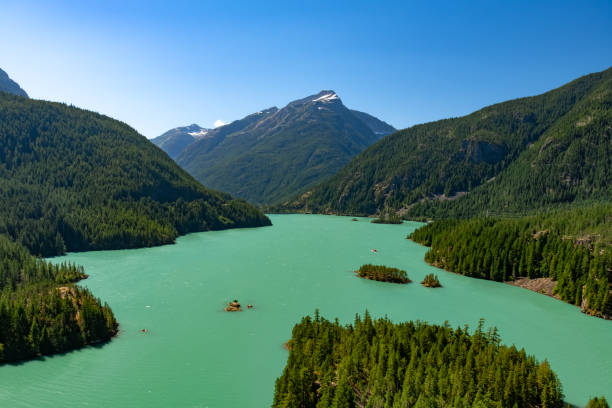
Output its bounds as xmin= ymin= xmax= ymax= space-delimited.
xmin=277 ymin=67 xmax=612 ymax=217
xmin=156 ymin=90 xmax=395 ymax=204
xmin=0 ymin=68 xmax=28 ymax=98
xmin=152 ymin=124 xmax=210 ymax=159
xmin=0 ymin=91 xmax=270 ymax=257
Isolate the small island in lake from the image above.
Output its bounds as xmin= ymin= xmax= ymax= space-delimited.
xmin=371 ymin=213 xmax=403 ymax=224
xmin=356 ymin=264 xmax=410 ymax=284
xmin=421 ymin=273 xmax=442 ymax=288
xmin=225 ymin=299 xmax=242 ymax=311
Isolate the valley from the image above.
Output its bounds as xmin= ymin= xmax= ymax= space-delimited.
xmin=0 ymin=28 xmax=610 ymax=405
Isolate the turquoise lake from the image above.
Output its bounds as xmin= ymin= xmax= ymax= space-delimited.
xmin=0 ymin=214 xmax=610 ymax=407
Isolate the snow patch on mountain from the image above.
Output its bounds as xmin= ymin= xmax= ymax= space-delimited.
xmin=188 ymin=129 xmax=209 ymax=137
xmin=313 ymin=93 xmax=339 ymax=103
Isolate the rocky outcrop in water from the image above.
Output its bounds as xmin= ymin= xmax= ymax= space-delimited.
xmin=225 ymin=300 xmax=242 ymax=312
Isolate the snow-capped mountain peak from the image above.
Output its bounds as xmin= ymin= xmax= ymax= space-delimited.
xmin=312 ymin=92 xmax=339 ymax=103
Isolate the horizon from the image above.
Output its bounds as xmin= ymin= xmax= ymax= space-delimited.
xmin=2 ymin=0 xmax=612 ymax=138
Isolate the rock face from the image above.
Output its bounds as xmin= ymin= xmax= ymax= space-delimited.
xmin=506 ymin=277 xmax=558 ymax=298
xmin=460 ymin=140 xmax=508 ymax=164
xmin=0 ymin=68 xmax=28 ymax=98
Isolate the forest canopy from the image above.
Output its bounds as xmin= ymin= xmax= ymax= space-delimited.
xmin=409 ymin=204 xmax=612 ymax=318
xmin=0 ymin=92 xmax=270 ymax=257
xmin=277 ymin=67 xmax=611 ymax=218
xmin=0 ymin=234 xmax=117 ymax=363
xmin=274 ymin=311 xmax=565 ymax=408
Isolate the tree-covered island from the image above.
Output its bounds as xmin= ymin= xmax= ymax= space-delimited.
xmin=356 ymin=264 xmax=410 ymax=284
xmin=273 ymin=311 xmax=567 ymax=408
xmin=421 ymin=273 xmax=442 ymax=288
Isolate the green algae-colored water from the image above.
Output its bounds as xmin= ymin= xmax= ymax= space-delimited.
xmin=1 ymin=215 xmax=610 ymax=407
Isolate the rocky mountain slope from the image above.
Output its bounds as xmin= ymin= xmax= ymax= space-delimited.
xmin=158 ymin=91 xmax=395 ymax=204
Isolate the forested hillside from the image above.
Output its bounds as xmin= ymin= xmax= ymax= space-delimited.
xmin=0 ymin=92 xmax=270 ymax=257
xmin=174 ymin=91 xmax=395 ymax=204
xmin=273 ymin=311 xmax=566 ymax=408
xmin=0 ymin=234 xmax=117 ymax=363
xmin=410 ymin=204 xmax=612 ymax=319
xmin=279 ymin=67 xmax=612 ymax=217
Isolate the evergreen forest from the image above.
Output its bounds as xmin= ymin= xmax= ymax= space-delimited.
xmin=0 ymin=234 xmax=117 ymax=363
xmin=278 ymin=67 xmax=611 ymax=218
xmin=409 ymin=204 xmax=612 ymax=318
xmin=0 ymin=91 xmax=270 ymax=258
xmin=273 ymin=311 xmax=566 ymax=408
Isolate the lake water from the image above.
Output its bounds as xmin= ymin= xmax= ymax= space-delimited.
xmin=1 ymin=215 xmax=610 ymax=407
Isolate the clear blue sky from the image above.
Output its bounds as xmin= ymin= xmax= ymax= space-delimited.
xmin=2 ymin=0 xmax=611 ymax=138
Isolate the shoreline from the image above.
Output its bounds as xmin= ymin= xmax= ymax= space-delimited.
xmin=416 ymin=241 xmax=611 ymax=321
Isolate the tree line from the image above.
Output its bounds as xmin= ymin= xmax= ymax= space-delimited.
xmin=409 ymin=204 xmax=611 ymax=318
xmin=273 ymin=311 xmax=567 ymax=408
xmin=0 ymin=234 xmax=117 ymax=363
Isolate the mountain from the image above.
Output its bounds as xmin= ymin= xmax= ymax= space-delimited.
xmin=151 ymin=123 xmax=209 ymax=159
xmin=349 ymin=109 xmax=395 ymax=135
xmin=0 ymin=68 xmax=28 ymax=97
xmin=168 ymin=91 xmax=395 ymax=204
xmin=280 ymin=67 xmax=612 ymax=217
xmin=0 ymin=91 xmax=270 ymax=257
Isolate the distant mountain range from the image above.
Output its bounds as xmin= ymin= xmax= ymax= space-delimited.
xmin=154 ymin=91 xmax=395 ymax=204
xmin=278 ymin=67 xmax=612 ymax=217
xmin=0 ymin=68 xmax=28 ymax=97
